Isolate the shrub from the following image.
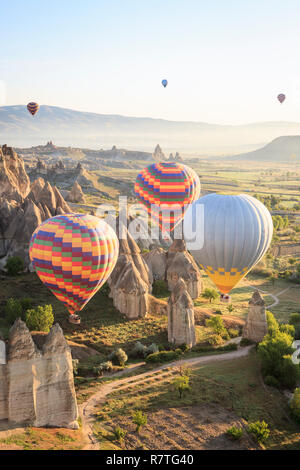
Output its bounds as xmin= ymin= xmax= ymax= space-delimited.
xmin=247 ymin=421 xmax=270 ymax=443
xmin=240 ymin=337 xmax=254 ymax=347
xmin=20 ymin=297 xmax=33 ymax=312
xmin=226 ymin=426 xmax=243 ymax=440
xmin=93 ymin=361 xmax=113 ymax=376
xmin=113 ymin=426 xmax=126 ymax=442
xmin=131 ymin=341 xmax=147 ymax=358
xmin=109 ymin=348 xmax=128 ymax=367
xmin=279 ymin=324 xmax=295 ymax=337
xmin=152 ymin=280 xmax=169 ymax=297
xmin=206 ymin=316 xmax=226 ymax=335
xmin=145 ymin=343 xmax=159 ymax=356
xmin=4 ymin=298 xmax=22 ymax=324
xmin=208 ymin=334 xmax=224 ymax=346
xmin=145 ymin=349 xmax=182 ymax=363
xmin=290 ymin=313 xmax=300 ymax=326
xmin=132 ymin=410 xmax=147 ymax=433
xmin=227 ymin=304 xmax=234 ymax=313
xmin=290 ymin=388 xmax=300 ymax=423
xmin=173 ymin=375 xmax=190 ymax=398
xmin=219 ymin=343 xmax=238 ymax=351
xmin=202 ymin=288 xmax=218 ymax=303
xmin=258 ymin=326 xmax=299 ymax=388
xmin=228 ymin=328 xmax=239 ymax=338
xmin=214 ymin=309 xmax=222 ymax=315
xmin=264 ymin=375 xmax=280 ymax=388
xmin=5 ymin=256 xmax=24 ymax=276
xmin=25 ymin=305 xmax=54 ymax=332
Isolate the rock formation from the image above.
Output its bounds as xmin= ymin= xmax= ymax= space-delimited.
xmin=167 ymin=278 xmax=196 ymax=348
xmin=0 ymin=319 xmax=78 ymax=429
xmin=166 ymin=239 xmax=202 ymax=299
xmin=66 ymin=182 xmax=86 ymax=203
xmin=0 ymin=145 xmax=30 ymax=201
xmin=0 ymin=145 xmax=71 ymax=269
xmin=108 ymin=221 xmax=152 ymax=319
xmin=153 ymin=144 xmax=166 ymax=162
xmin=143 ymin=247 xmax=167 ymax=281
xmin=242 ymin=290 xmax=268 ymax=343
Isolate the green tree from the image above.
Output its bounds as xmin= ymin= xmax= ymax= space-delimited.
xmin=173 ymin=375 xmax=190 ymax=398
xmin=132 ymin=410 xmax=147 ymax=433
xmin=202 ymin=288 xmax=218 ymax=303
xmin=5 ymin=256 xmax=24 ymax=276
xmin=25 ymin=305 xmax=54 ymax=332
xmin=5 ymin=298 xmax=22 ymax=324
xmin=206 ymin=316 xmax=226 ymax=335
xmin=227 ymin=304 xmax=234 ymax=313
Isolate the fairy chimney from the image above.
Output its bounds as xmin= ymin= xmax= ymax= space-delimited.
xmin=168 ymin=278 xmax=196 ymax=348
xmin=242 ymin=290 xmax=268 ymax=343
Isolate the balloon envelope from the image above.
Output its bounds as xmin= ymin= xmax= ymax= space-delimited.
xmin=135 ymin=162 xmax=201 ymax=232
xmin=184 ymin=194 xmax=273 ymax=294
xmin=277 ymin=94 xmax=286 ymax=104
xmin=162 ymin=79 xmax=168 ymax=88
xmin=27 ymin=102 xmax=40 ymax=116
xmin=29 ymin=214 xmax=119 ymax=314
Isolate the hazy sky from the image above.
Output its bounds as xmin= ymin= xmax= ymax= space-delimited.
xmin=1 ymin=0 xmax=300 ymax=124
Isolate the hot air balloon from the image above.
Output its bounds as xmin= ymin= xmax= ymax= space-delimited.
xmin=184 ymin=194 xmax=273 ymax=302
xmin=277 ymin=94 xmax=286 ymax=104
xmin=27 ymin=102 xmax=40 ymax=116
xmin=29 ymin=214 xmax=119 ymax=323
xmin=162 ymin=79 xmax=168 ymax=88
xmin=135 ymin=162 xmax=201 ymax=233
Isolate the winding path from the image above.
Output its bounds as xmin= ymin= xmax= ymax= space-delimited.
xmin=79 ymin=345 xmax=253 ymax=450
xmin=250 ymin=285 xmax=297 ymax=309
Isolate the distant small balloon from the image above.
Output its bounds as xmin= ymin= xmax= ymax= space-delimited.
xmin=162 ymin=79 xmax=168 ymax=88
xmin=277 ymin=94 xmax=286 ymax=104
xmin=27 ymin=102 xmax=40 ymax=116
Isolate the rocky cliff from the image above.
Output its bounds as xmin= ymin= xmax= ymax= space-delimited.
xmin=0 ymin=145 xmax=71 ymax=270
xmin=0 ymin=319 xmax=78 ymax=429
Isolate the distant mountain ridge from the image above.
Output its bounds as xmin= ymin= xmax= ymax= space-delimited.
xmin=232 ymin=136 xmax=300 ymax=162
xmin=1 ymin=105 xmax=300 ymax=153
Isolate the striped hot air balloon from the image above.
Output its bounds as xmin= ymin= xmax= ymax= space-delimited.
xmin=184 ymin=194 xmax=273 ymax=301
xmin=135 ymin=162 xmax=201 ymax=232
xmin=29 ymin=214 xmax=119 ymax=317
xmin=27 ymin=102 xmax=40 ymax=116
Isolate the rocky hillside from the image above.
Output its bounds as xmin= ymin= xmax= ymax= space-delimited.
xmin=3 ymin=105 xmax=300 ymax=152
xmin=232 ymin=135 xmax=300 ymax=162
xmin=0 ymin=145 xmax=71 ymax=270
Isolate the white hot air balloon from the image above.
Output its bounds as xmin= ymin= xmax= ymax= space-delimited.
xmin=184 ymin=194 xmax=273 ymax=302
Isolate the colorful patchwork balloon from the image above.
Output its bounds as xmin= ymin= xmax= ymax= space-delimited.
xmin=134 ymin=162 xmax=201 ymax=232
xmin=27 ymin=102 xmax=40 ymax=116
xmin=29 ymin=214 xmax=119 ymax=316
